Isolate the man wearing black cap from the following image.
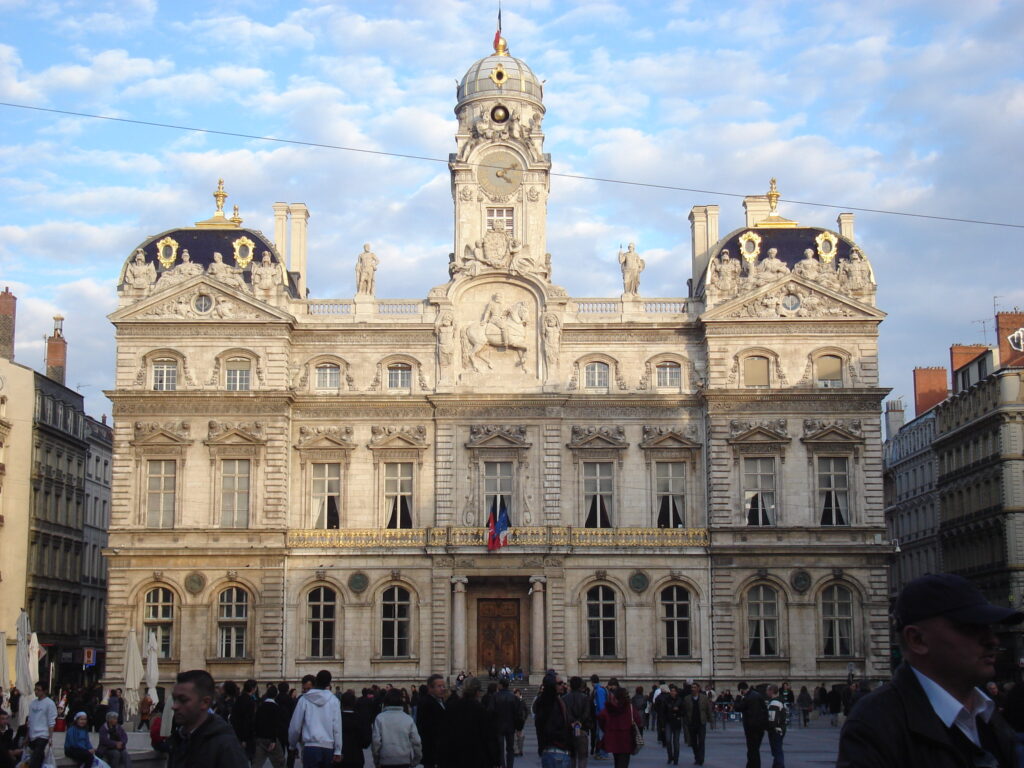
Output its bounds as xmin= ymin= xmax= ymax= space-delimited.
xmin=837 ymin=573 xmax=1023 ymax=768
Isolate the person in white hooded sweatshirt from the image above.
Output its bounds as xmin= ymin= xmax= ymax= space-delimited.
xmin=288 ymin=670 xmax=343 ymax=767
xmin=372 ymin=689 xmax=422 ymax=768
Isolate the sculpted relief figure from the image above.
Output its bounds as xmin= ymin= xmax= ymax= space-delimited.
xmin=618 ymin=242 xmax=645 ymax=296
xmin=250 ymin=251 xmax=281 ymax=301
xmin=706 ymin=248 xmax=742 ymax=306
xmin=462 ymin=292 xmax=530 ymax=372
xmin=838 ymin=248 xmax=873 ymax=294
xmin=542 ymin=313 xmax=561 ymax=370
xmin=156 ymin=248 xmax=203 ymax=290
xmin=436 ymin=311 xmax=457 ymax=370
xmin=755 ymin=247 xmax=789 ymax=286
xmin=207 ymin=252 xmax=247 ymax=292
xmin=794 ymin=248 xmax=839 ymax=290
xmin=124 ymin=248 xmax=157 ymax=296
xmin=355 ymin=243 xmax=379 ymax=295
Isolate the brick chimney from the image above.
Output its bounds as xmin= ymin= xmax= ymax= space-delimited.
xmin=950 ymin=344 xmax=989 ymax=374
xmin=996 ymin=311 xmax=1024 ymax=368
xmin=884 ymin=398 xmax=905 ymax=441
xmin=913 ymin=367 xmax=948 ymax=417
xmin=0 ymin=287 xmax=15 ymax=361
xmin=45 ymin=315 xmax=67 ymax=385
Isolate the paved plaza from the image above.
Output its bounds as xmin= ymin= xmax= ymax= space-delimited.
xmin=58 ymin=715 xmax=843 ymax=767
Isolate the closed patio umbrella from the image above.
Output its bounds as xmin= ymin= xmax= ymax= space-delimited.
xmin=123 ymin=628 xmax=145 ymax=722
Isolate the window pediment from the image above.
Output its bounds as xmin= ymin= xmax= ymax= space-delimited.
xmin=801 ymin=418 xmax=863 ymax=444
xmin=131 ymin=421 xmax=192 ymax=447
xmin=295 ymin=426 xmax=356 ymax=452
xmin=639 ymin=425 xmax=700 ymax=451
xmin=369 ymin=425 xmax=430 ymax=451
xmin=205 ymin=421 xmax=266 ymax=446
xmin=727 ymin=419 xmax=790 ymax=445
xmin=568 ymin=425 xmax=628 ymax=451
xmin=466 ymin=425 xmax=531 ymax=450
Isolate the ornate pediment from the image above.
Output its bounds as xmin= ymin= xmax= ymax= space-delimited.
xmin=801 ymin=418 xmax=864 ymax=444
xmin=639 ymin=425 xmax=700 ymax=450
xmin=368 ymin=425 xmax=429 ymax=450
xmin=568 ymin=425 xmax=628 ymax=450
xmin=109 ymin=277 xmax=293 ymax=323
xmin=205 ymin=420 xmax=265 ymax=445
xmin=295 ymin=425 xmax=356 ymax=451
xmin=465 ymin=425 xmax=530 ymax=449
xmin=702 ymin=277 xmax=885 ymax=323
xmin=131 ymin=421 xmax=192 ymax=446
xmin=727 ymin=419 xmax=790 ymax=442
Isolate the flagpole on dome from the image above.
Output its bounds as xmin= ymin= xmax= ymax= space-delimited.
xmin=493 ymin=1 xmax=508 ymax=55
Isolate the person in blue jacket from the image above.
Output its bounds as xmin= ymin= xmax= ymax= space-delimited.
xmin=64 ymin=712 xmax=96 ymax=767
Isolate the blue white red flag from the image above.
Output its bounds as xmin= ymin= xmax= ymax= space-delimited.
xmin=487 ymin=496 xmax=510 ymax=551
xmin=493 ymin=4 xmax=502 ymax=50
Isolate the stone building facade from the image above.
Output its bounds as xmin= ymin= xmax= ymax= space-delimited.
xmin=103 ymin=38 xmax=891 ymax=689
xmin=0 ymin=300 xmax=112 ymax=688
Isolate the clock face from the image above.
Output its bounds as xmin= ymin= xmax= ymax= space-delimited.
xmin=477 ymin=150 xmax=523 ymax=198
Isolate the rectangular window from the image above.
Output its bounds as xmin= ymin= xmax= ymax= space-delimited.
xmin=486 ymin=207 xmax=515 ymax=237
xmin=388 ymin=364 xmax=412 ymax=389
xmin=312 ymin=463 xmax=341 ymax=529
xmin=743 ymin=457 xmax=776 ymax=525
xmin=743 ymin=356 xmax=770 ymax=388
xmin=146 ymin=459 xmax=176 ymax=528
xmin=225 ymin=359 xmax=251 ymax=391
xmin=153 ymin=361 xmax=177 ymax=391
xmin=656 ymin=363 xmax=681 ymax=389
xmin=385 ymin=462 xmax=413 ymax=529
xmin=819 ymin=456 xmax=850 ymax=525
xmin=316 ymin=364 xmax=340 ymax=390
xmin=583 ymin=462 xmax=613 ymax=528
xmin=585 ymin=363 xmax=609 ymax=390
xmin=219 ymin=625 xmax=246 ymax=658
xmin=484 ymin=461 xmax=514 ymax=528
xmin=656 ymin=461 xmax=685 ymax=528
xmin=221 ymin=459 xmax=250 ymax=528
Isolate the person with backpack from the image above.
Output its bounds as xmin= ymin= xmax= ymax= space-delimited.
xmin=765 ymin=685 xmax=787 ymax=768
xmin=589 ymin=675 xmax=608 ymax=760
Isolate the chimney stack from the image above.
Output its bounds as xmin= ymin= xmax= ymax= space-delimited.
xmin=689 ymin=205 xmax=719 ymax=292
xmin=45 ymin=315 xmax=67 ymax=385
xmin=272 ymin=202 xmax=289 ymax=263
xmin=913 ymin=367 xmax=948 ymax=417
xmin=884 ymin=398 xmax=905 ymax=441
xmin=996 ymin=311 xmax=1024 ymax=368
xmin=836 ymin=212 xmax=855 ymax=240
xmin=288 ymin=203 xmax=309 ymax=298
xmin=0 ymin=287 xmax=16 ymax=361
xmin=743 ymin=195 xmax=771 ymax=227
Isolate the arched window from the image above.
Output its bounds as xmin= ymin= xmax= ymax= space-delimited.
xmin=816 ymin=355 xmax=843 ymax=388
xmin=586 ymin=585 xmax=616 ymax=657
xmin=225 ymin=358 xmax=251 ymax=391
xmin=381 ymin=586 xmax=411 ymax=658
xmin=661 ymin=585 xmax=691 ymax=657
xmin=747 ymin=584 xmax=778 ymax=656
xmin=584 ymin=362 xmax=610 ymax=390
xmin=316 ymin=363 xmax=341 ymax=390
xmin=656 ymin=361 xmax=682 ymax=389
xmin=822 ymin=584 xmax=853 ymax=656
xmin=743 ymin=356 xmax=769 ymax=388
xmin=144 ymin=587 xmax=174 ymax=658
xmin=152 ymin=359 xmax=178 ymax=391
xmin=307 ymin=587 xmax=336 ymax=658
xmin=218 ymin=587 xmax=248 ymax=658
xmin=388 ymin=363 xmax=412 ymax=390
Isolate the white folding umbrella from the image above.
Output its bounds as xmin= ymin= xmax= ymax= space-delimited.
xmin=0 ymin=631 xmax=9 ymax=711
xmin=123 ymin=628 xmax=145 ymax=722
xmin=144 ymin=631 xmax=160 ymax=707
xmin=14 ymin=612 xmax=33 ymax=728
xmin=27 ymin=633 xmax=41 ymax=687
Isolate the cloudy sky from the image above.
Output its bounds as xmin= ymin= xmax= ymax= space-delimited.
xmin=1 ymin=0 xmax=1022 ymax=419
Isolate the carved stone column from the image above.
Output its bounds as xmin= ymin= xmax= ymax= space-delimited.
xmin=529 ymin=575 xmax=547 ymax=676
xmin=451 ymin=576 xmax=468 ymax=674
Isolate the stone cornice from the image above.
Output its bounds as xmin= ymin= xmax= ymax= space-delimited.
xmin=702 ymin=388 xmax=889 ymax=411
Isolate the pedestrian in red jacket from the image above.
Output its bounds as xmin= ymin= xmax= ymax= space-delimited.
xmin=597 ymin=687 xmax=643 ymax=768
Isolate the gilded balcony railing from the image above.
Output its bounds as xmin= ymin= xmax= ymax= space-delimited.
xmin=287 ymin=526 xmax=709 ymax=549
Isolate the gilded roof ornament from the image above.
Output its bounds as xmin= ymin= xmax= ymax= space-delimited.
xmin=230 ymin=205 xmax=243 ymax=226
xmin=494 ymin=36 xmax=509 ymax=56
xmin=756 ymin=176 xmax=799 ymax=228
xmin=767 ymin=177 xmax=780 ymax=216
xmin=214 ymin=178 xmax=227 ymax=215
xmin=195 ymin=178 xmax=241 ymax=228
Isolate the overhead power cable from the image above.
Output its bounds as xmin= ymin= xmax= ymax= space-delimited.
xmin=1 ymin=101 xmax=1021 ymax=230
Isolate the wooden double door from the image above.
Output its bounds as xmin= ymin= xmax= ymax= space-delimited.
xmin=477 ymin=598 xmax=520 ymax=671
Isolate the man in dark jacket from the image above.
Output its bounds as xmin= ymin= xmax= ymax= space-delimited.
xmin=837 ymin=573 xmax=1023 ymax=768
xmin=534 ymin=672 xmax=573 ymax=765
xmin=444 ymin=677 xmax=498 ymax=768
xmin=231 ymin=679 xmax=257 ymax=760
xmin=416 ymin=674 xmax=447 ymax=768
xmin=252 ymin=684 xmax=286 ymax=768
xmin=661 ymin=685 xmax=684 ymax=765
xmin=734 ymin=681 xmax=767 ymax=768
xmin=562 ymin=676 xmax=593 ymax=768
xmin=168 ymin=669 xmax=249 ymax=768
xmin=490 ymin=678 xmax=519 ymax=768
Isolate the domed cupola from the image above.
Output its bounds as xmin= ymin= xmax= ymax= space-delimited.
xmin=457 ymin=36 xmax=544 ymax=112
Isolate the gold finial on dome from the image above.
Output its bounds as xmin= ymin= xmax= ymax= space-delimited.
xmin=494 ymin=36 xmax=509 ymax=55
xmin=230 ymin=205 xmax=243 ymax=226
xmin=767 ymin=177 xmax=780 ymax=216
xmin=213 ymin=178 xmax=228 ymax=215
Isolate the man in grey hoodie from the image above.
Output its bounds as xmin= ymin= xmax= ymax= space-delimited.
xmin=371 ymin=689 xmax=422 ymax=768
xmin=288 ymin=670 xmax=343 ymax=767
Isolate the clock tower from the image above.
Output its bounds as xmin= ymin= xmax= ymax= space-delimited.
xmin=450 ymin=35 xmax=551 ymax=276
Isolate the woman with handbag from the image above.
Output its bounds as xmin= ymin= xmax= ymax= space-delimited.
xmin=596 ymin=687 xmax=643 ymax=768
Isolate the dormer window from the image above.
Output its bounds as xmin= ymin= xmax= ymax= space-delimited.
xmin=388 ymin=363 xmax=412 ymax=390
xmin=225 ymin=358 xmax=251 ymax=391
xmin=153 ymin=360 xmax=178 ymax=391
xmin=816 ymin=355 xmax=843 ymax=388
xmin=656 ymin=361 xmax=682 ymax=389
xmin=585 ymin=362 xmax=610 ymax=391
xmin=743 ymin=356 xmax=770 ymax=389
xmin=316 ymin=363 xmax=341 ymax=390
